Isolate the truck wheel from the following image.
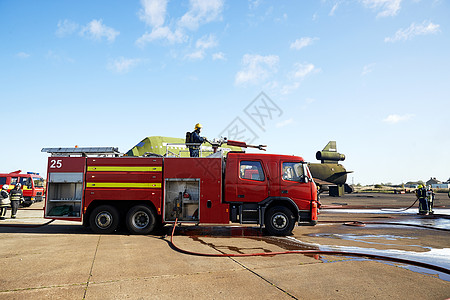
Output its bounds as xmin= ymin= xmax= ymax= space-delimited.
xmin=126 ymin=205 xmax=156 ymax=235
xmin=265 ymin=206 xmax=295 ymax=236
xmin=90 ymin=205 xmax=120 ymax=234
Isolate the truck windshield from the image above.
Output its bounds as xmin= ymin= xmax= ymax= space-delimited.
xmin=20 ymin=177 xmax=32 ymax=188
xmin=33 ymin=177 xmax=45 ymax=188
xmin=282 ymin=162 xmax=304 ymax=181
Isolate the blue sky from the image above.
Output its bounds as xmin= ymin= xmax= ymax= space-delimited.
xmin=1 ymin=0 xmax=449 ymax=185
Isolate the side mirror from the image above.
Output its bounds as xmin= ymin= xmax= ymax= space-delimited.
xmin=299 ymin=175 xmax=309 ymax=183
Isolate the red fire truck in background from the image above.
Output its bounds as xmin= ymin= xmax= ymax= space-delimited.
xmin=0 ymin=170 xmax=45 ymax=207
xmin=41 ymin=144 xmax=319 ymax=236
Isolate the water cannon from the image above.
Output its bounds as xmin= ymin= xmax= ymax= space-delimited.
xmin=207 ymin=137 xmax=267 ymax=152
xmin=225 ymin=139 xmax=267 ymax=151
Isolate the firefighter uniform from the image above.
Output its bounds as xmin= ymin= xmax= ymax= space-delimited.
xmin=189 ymin=123 xmax=206 ymax=157
xmin=426 ymin=186 xmax=435 ymax=214
xmin=9 ymin=184 xmax=24 ymax=218
xmin=416 ymin=185 xmax=428 ymax=215
xmin=0 ymin=186 xmax=9 ymax=220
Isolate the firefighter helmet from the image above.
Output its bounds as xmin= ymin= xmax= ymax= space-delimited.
xmin=2 ymin=184 xmax=8 ymax=190
xmin=194 ymin=123 xmax=203 ymax=130
xmin=15 ymin=183 xmax=21 ymax=188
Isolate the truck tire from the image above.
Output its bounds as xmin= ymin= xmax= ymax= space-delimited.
xmin=126 ymin=205 xmax=156 ymax=235
xmin=90 ymin=205 xmax=120 ymax=234
xmin=265 ymin=206 xmax=295 ymax=236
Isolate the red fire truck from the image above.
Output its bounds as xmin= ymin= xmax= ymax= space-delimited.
xmin=0 ymin=170 xmax=45 ymax=207
xmin=42 ymin=145 xmax=319 ymax=236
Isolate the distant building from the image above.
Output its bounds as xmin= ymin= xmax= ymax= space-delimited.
xmin=431 ymin=183 xmax=450 ymax=189
xmin=426 ymin=177 xmax=442 ymax=186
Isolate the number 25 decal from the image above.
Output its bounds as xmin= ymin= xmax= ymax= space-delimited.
xmin=50 ymin=159 xmax=63 ymax=169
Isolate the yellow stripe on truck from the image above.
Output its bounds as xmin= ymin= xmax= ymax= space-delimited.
xmin=86 ymin=182 xmax=161 ymax=188
xmin=87 ymin=166 xmax=162 ymax=172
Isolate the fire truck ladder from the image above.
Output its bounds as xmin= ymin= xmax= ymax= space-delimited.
xmin=41 ymin=147 xmax=121 ymax=157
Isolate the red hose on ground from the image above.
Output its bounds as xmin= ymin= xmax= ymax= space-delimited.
xmin=169 ymin=219 xmax=450 ymax=275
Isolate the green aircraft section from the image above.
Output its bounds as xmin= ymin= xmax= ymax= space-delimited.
xmin=308 ymin=141 xmax=352 ymax=197
xmin=126 ymin=136 xmax=241 ymax=157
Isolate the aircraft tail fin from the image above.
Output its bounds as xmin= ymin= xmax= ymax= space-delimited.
xmin=323 ymin=141 xmax=337 ymax=152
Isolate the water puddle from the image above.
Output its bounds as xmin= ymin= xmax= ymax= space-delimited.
xmin=322 ymin=208 xmax=450 ymax=215
xmin=298 ymin=233 xmax=450 ymax=281
xmin=173 ymin=219 xmax=450 ymax=282
xmin=309 ymin=233 xmax=420 ymax=247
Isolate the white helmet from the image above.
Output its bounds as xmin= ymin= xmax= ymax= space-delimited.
xmin=2 ymin=184 xmax=8 ymax=190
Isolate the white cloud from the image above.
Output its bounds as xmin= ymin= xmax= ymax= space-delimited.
xmin=136 ymin=26 xmax=186 ymax=46
xmin=45 ymin=50 xmax=75 ymax=64
xmin=81 ymin=19 xmax=119 ymax=42
xmin=362 ymin=0 xmax=402 ymax=17
xmin=138 ymin=0 xmax=168 ymax=27
xmin=276 ymin=118 xmax=294 ymax=128
xmin=383 ymin=114 xmax=414 ymax=124
xmin=329 ymin=3 xmax=339 ymax=16
xmin=107 ymin=57 xmax=141 ymax=73
xmin=136 ymin=0 xmax=224 ymax=47
xmin=15 ymin=52 xmax=30 ymax=59
xmin=384 ymin=21 xmax=440 ymax=43
xmin=290 ymin=37 xmax=318 ymax=50
xmin=56 ymin=19 xmax=79 ymax=37
xmin=305 ymin=98 xmax=316 ymax=104
xmin=293 ymin=63 xmax=317 ymax=79
xmin=235 ymin=54 xmax=279 ymax=85
xmin=362 ymin=63 xmax=376 ymax=76
xmin=249 ymin=0 xmax=262 ymax=10
xmin=186 ymin=34 xmax=218 ymax=60
xmin=281 ymin=63 xmax=319 ymax=94
xmin=185 ymin=50 xmax=205 ymax=60
xmin=196 ymin=34 xmax=218 ymax=49
xmin=178 ymin=0 xmax=224 ymax=30
xmin=212 ymin=52 xmax=226 ymax=60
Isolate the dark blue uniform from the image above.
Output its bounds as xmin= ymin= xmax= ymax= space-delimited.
xmin=9 ymin=187 xmax=23 ymax=218
xmin=416 ymin=186 xmax=428 ymax=215
xmin=189 ymin=130 xmax=205 ymax=157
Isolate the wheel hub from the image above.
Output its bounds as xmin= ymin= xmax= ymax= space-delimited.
xmin=132 ymin=212 xmax=149 ymax=229
xmin=96 ymin=212 xmax=112 ymax=228
xmin=272 ymin=213 xmax=287 ymax=229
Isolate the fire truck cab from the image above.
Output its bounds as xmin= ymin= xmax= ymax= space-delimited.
xmin=42 ymin=147 xmax=318 ymax=236
xmin=0 ymin=170 xmax=45 ymax=207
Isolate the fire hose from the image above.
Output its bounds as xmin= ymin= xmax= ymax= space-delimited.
xmin=169 ymin=218 xmax=450 ymax=275
xmin=380 ymin=199 xmax=418 ymax=212
xmin=0 ymin=219 xmax=55 ymax=228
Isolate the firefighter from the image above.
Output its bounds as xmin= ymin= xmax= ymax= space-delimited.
xmin=0 ymin=184 xmax=10 ymax=220
xmin=9 ymin=183 xmax=24 ymax=218
xmin=426 ymin=185 xmax=435 ymax=214
xmin=189 ymin=123 xmax=207 ymax=157
xmin=416 ymin=185 xmax=428 ymax=215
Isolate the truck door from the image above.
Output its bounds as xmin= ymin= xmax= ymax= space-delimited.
xmin=279 ymin=161 xmax=313 ymax=211
xmin=235 ymin=160 xmax=268 ymax=202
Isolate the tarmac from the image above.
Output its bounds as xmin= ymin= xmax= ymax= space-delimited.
xmin=0 ymin=193 xmax=449 ymax=299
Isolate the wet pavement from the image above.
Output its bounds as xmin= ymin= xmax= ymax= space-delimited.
xmin=0 ymin=193 xmax=449 ymax=299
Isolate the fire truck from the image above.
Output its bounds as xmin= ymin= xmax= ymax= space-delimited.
xmin=41 ymin=142 xmax=319 ymax=236
xmin=0 ymin=170 xmax=45 ymax=207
